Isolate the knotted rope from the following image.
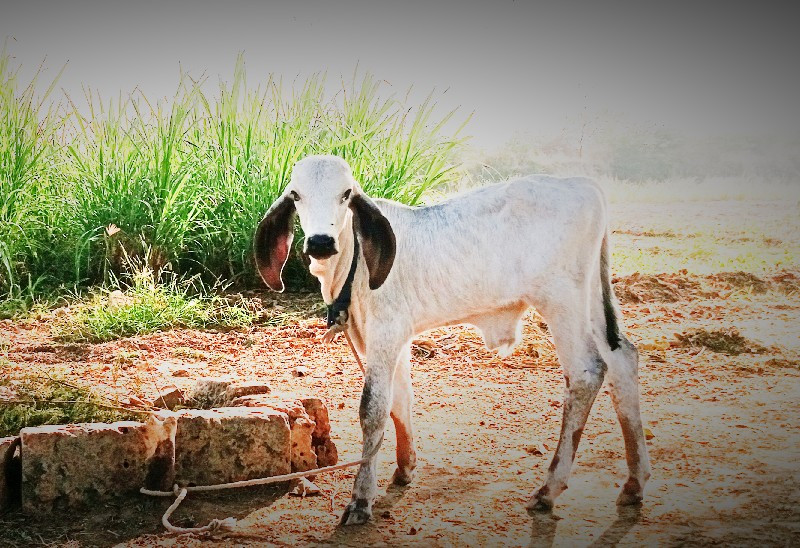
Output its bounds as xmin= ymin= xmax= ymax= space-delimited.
xmin=140 ymin=328 xmax=368 ymax=535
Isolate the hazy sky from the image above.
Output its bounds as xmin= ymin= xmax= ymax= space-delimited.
xmin=2 ymin=1 xmax=799 ymax=148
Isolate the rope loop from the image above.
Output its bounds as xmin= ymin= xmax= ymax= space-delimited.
xmin=141 ymin=325 xmax=368 ymax=535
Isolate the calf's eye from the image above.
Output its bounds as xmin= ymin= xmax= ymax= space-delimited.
xmin=341 ymin=189 xmax=352 ymax=203
xmin=289 ymin=190 xmax=300 ymax=202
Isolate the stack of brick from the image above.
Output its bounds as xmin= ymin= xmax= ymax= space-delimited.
xmin=3 ymin=388 xmax=338 ymax=512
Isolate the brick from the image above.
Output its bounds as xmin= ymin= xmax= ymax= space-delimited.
xmin=186 ymin=378 xmax=272 ymax=408
xmin=315 ymin=437 xmax=339 ymax=468
xmin=226 ymin=381 xmax=271 ymax=399
xmin=1 ymin=436 xmax=21 ymax=512
xmin=300 ymin=397 xmax=338 ymax=467
xmin=165 ymin=407 xmax=291 ymax=486
xmin=20 ymin=415 xmax=176 ymax=512
xmin=301 ymin=397 xmax=331 ymax=441
xmin=229 ymin=395 xmax=338 ymax=472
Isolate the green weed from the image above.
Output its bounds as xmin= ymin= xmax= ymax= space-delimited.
xmin=51 ymin=268 xmax=258 ymax=342
xmin=0 ymin=367 xmax=143 ymax=437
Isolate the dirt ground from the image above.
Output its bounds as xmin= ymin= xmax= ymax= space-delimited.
xmin=1 ymin=199 xmax=799 ymax=547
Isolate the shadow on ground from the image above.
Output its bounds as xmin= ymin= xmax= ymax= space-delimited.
xmin=0 ymin=484 xmax=288 ymax=547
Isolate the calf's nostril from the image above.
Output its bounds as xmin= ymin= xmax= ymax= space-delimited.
xmin=306 ymin=234 xmax=338 ymax=258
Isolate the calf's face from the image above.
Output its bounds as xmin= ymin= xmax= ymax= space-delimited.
xmin=290 ymin=157 xmax=354 ymax=259
xmin=254 ymin=155 xmax=396 ymax=292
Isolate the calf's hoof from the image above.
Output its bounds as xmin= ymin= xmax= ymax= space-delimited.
xmin=616 ymin=477 xmax=644 ymax=506
xmin=525 ymin=487 xmax=554 ymax=514
xmin=340 ymin=499 xmax=372 ymax=526
xmin=390 ymin=466 xmax=415 ymax=486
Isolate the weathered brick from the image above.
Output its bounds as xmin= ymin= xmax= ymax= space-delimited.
xmin=186 ymin=378 xmax=272 ymax=408
xmin=20 ymin=415 xmax=176 ymax=512
xmin=226 ymin=381 xmax=271 ymax=399
xmin=315 ymin=437 xmax=339 ymax=468
xmin=1 ymin=436 xmax=21 ymax=512
xmin=229 ymin=395 xmax=338 ymax=472
xmin=300 ymin=397 xmax=338 ymax=468
xmin=166 ymin=407 xmax=291 ymax=486
xmin=301 ymin=397 xmax=331 ymax=442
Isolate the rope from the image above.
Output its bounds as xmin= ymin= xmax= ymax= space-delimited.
xmin=142 ymin=456 xmax=374 ymax=535
xmin=140 ymin=326 xmax=370 ymax=536
xmin=344 ymin=330 xmax=365 ymax=374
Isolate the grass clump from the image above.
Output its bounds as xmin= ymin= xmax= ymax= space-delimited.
xmin=52 ymin=269 xmax=258 ymax=342
xmin=0 ymin=371 xmax=141 ymax=437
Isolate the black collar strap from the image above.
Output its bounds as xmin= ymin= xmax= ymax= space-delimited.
xmin=326 ymin=229 xmax=359 ymax=329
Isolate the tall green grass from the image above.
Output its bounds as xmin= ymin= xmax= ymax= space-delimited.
xmin=0 ymin=50 xmax=66 ymax=295
xmin=0 ymin=52 xmax=468 ymax=299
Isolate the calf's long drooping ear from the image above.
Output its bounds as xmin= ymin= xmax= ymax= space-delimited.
xmin=254 ymin=196 xmax=296 ymax=292
xmin=350 ymin=193 xmax=396 ymax=289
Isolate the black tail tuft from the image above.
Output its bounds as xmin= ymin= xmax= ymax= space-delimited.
xmin=600 ymin=233 xmax=621 ymax=350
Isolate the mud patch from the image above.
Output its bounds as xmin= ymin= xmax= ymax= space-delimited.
xmin=769 ymin=271 xmax=800 ymax=293
xmin=614 ymin=272 xmax=702 ymax=303
xmin=674 ymin=327 xmax=766 ymax=356
xmin=708 ymin=272 xmax=769 ymax=294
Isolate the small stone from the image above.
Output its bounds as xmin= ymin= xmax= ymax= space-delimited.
xmin=186 ymin=377 xmax=233 ymax=409
xmin=108 ymin=289 xmax=133 ymax=308
xmin=1 ymin=436 xmax=21 ymax=512
xmin=150 ymin=387 xmax=185 ymax=410
xmin=172 ymin=369 xmax=191 ymax=378
xmin=292 ymin=366 xmax=310 ymax=377
xmin=289 ymin=477 xmax=321 ymax=497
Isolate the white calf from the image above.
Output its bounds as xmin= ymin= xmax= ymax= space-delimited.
xmin=254 ymin=155 xmax=650 ymax=525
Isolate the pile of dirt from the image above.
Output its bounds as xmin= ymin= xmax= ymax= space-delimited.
xmin=613 ymin=272 xmax=702 ymax=303
xmin=769 ymin=271 xmax=800 ymax=293
xmin=615 ymin=270 xmax=799 ymax=303
xmin=707 ymin=272 xmax=770 ymax=294
xmin=674 ymin=327 xmax=766 ymax=356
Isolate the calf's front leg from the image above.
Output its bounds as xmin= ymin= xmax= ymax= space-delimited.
xmin=341 ymin=336 xmax=404 ymax=525
xmin=390 ymin=343 xmax=416 ymax=485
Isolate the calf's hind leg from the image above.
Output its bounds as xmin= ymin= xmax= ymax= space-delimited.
xmin=527 ymin=302 xmax=606 ymax=512
xmin=602 ymin=335 xmax=651 ymax=505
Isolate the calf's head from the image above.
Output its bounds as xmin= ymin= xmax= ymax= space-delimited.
xmin=254 ymin=155 xmax=396 ymax=292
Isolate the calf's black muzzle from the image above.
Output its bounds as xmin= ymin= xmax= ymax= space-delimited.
xmin=306 ymin=234 xmax=338 ymax=259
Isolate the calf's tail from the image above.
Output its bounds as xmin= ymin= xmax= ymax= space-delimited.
xmin=600 ymin=231 xmax=621 ymax=351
